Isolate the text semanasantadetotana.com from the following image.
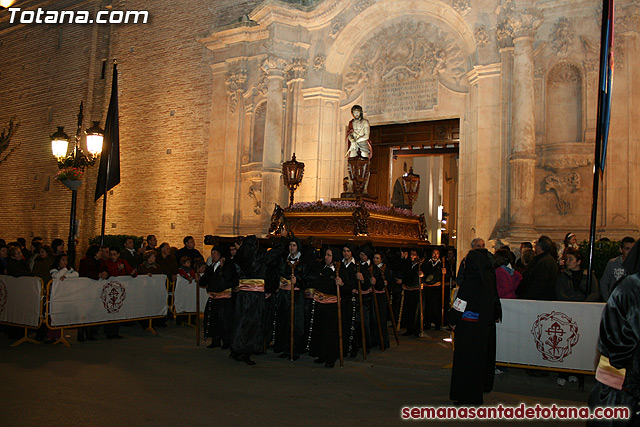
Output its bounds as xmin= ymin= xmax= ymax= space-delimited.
xmin=401 ymin=404 xmax=630 ymax=421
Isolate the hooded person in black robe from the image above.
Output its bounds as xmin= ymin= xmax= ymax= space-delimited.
xmin=308 ymin=247 xmax=341 ymax=368
xmin=337 ymin=243 xmax=359 ymax=359
xmin=272 ymin=236 xmax=309 ymax=359
xmin=200 ymin=245 xmax=238 ymax=349
xmin=447 ymin=248 xmax=501 ymax=405
xmin=371 ymin=250 xmax=391 ymax=350
xmin=229 ymin=235 xmax=285 ymax=365
xmin=400 ymin=248 xmax=425 ymax=337
xmin=588 ymin=241 xmax=640 ymax=426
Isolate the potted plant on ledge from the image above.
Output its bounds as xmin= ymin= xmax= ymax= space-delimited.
xmin=55 ymin=167 xmax=84 ymax=191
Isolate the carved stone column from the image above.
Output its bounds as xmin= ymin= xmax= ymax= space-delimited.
xmin=285 ymin=57 xmax=307 ymax=157
xmin=261 ymin=56 xmax=288 ymax=222
xmin=498 ymin=2 xmax=543 ymax=231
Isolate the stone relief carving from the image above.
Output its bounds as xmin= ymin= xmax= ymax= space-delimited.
xmin=225 ymin=67 xmax=247 ymax=113
xmin=543 ymin=172 xmax=581 ymax=215
xmin=551 ymin=17 xmax=575 ymax=55
xmin=534 ymin=65 xmax=544 ymax=79
xmin=495 ymin=0 xmax=543 ymax=48
xmin=248 ymin=181 xmax=262 ymax=215
xmin=353 ymin=0 xmax=372 ymax=13
xmin=452 ymin=0 xmax=471 ymax=16
xmin=286 ymin=57 xmax=308 ymax=81
xmin=261 ymin=56 xmax=288 ymax=77
xmin=343 ymin=20 xmax=466 ymax=99
xmin=547 ymin=62 xmax=580 ymax=84
xmin=474 ymin=25 xmax=489 ymax=45
xmin=616 ymin=3 xmax=640 ymax=34
xmin=313 ymin=54 xmax=326 ymax=71
xmin=330 ymin=17 xmax=345 ymax=38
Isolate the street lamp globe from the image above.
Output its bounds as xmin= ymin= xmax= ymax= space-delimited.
xmin=50 ymin=126 xmax=69 ymax=160
xmin=85 ymin=121 xmax=104 ymax=157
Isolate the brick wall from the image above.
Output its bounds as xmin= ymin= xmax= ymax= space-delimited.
xmin=0 ymin=0 xmax=263 ymax=254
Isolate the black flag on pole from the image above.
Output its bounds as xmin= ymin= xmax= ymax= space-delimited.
xmin=95 ymin=62 xmax=120 ymax=201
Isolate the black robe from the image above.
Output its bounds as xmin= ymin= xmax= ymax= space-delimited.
xmin=338 ymin=259 xmax=359 ymax=356
xmin=200 ymin=260 xmax=238 ymax=347
xmin=370 ymin=263 xmax=390 ymax=349
xmin=230 ymin=236 xmax=285 ymax=356
xmin=588 ymin=241 xmax=640 ymax=426
xmin=400 ymin=261 xmax=424 ymax=334
xmin=424 ymin=258 xmax=444 ymax=329
xmin=308 ymin=262 xmax=340 ymax=363
xmin=272 ymin=255 xmax=309 ymax=355
xmin=448 ymin=248 xmax=501 ymax=405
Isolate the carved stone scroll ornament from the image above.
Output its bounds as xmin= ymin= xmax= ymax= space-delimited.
xmin=543 ymin=172 xmax=581 ymax=215
xmin=313 ymin=54 xmax=326 ymax=71
xmin=225 ymin=68 xmax=247 ymax=113
xmin=247 ymin=181 xmax=262 ymax=215
xmin=286 ymin=57 xmax=308 ymax=81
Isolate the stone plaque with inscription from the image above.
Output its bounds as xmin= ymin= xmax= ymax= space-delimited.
xmin=364 ymin=78 xmax=438 ymax=115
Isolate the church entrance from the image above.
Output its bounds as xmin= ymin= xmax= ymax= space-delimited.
xmin=369 ymin=119 xmax=459 ymax=247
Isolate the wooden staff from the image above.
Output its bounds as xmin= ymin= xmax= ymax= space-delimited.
xmin=397 ymin=289 xmax=405 ymax=332
xmin=381 ymin=265 xmax=400 ymax=346
xmin=195 ymin=277 xmax=200 ymax=346
xmin=335 ymin=262 xmax=344 ymax=368
xmin=356 ymin=264 xmax=367 ymax=362
xmin=418 ymin=257 xmax=425 ymax=337
xmin=289 ymin=260 xmax=299 ymax=361
xmin=369 ymin=264 xmax=385 ymax=352
xmin=441 ymin=256 xmax=447 ymax=326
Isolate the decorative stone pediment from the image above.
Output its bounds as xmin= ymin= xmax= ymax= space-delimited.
xmin=342 ymin=18 xmax=467 ymax=112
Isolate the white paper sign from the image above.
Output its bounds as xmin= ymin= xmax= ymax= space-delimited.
xmin=496 ymin=299 xmax=605 ymax=372
xmin=0 ymin=275 xmax=42 ymax=327
xmin=49 ymin=275 xmax=168 ymax=327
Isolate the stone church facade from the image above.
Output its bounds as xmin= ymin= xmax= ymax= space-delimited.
xmin=1 ymin=0 xmax=638 ymax=252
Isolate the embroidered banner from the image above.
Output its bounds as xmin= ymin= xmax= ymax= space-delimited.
xmin=0 ymin=275 xmax=42 ymax=327
xmin=49 ymin=275 xmax=168 ymax=327
xmin=496 ymin=299 xmax=605 ymax=372
xmin=173 ymin=275 xmax=207 ymax=314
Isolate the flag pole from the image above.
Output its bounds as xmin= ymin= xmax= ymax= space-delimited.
xmin=586 ymin=0 xmax=614 ymax=295
xmin=99 ymin=59 xmax=118 ymax=246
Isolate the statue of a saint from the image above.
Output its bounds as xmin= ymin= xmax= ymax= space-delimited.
xmin=346 ymin=105 xmax=372 ymax=159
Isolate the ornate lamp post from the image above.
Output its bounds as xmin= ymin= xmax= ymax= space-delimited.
xmin=282 ymin=153 xmax=305 ymax=207
xmin=401 ymin=166 xmax=420 ymax=209
xmin=347 ymin=148 xmax=370 ymax=201
xmin=50 ymin=102 xmax=103 ymax=267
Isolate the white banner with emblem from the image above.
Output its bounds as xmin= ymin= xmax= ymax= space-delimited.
xmin=49 ymin=275 xmax=168 ymax=327
xmin=496 ymin=299 xmax=605 ymax=372
xmin=173 ymin=276 xmax=207 ymax=314
xmin=0 ymin=275 xmax=43 ymax=327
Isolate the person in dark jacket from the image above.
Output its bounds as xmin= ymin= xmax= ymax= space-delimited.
xmin=6 ymin=246 xmax=35 ymax=277
xmin=556 ymin=247 xmax=599 ymax=302
xmin=200 ymin=245 xmax=238 ymax=349
xmin=588 ymin=240 xmax=640 ymax=425
xmin=517 ymin=235 xmax=559 ymax=300
xmin=447 ymin=248 xmax=501 ymax=405
xmin=77 ymin=245 xmax=108 ymax=342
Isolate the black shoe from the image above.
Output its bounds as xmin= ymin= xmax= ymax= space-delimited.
xmin=221 ymin=344 xmax=230 ymax=349
xmin=86 ymin=335 xmax=97 ymax=341
xmin=77 ymin=335 xmax=85 ymax=342
xmin=278 ymin=352 xmax=289 ymax=359
xmin=114 ymin=335 xmax=123 ymax=339
xmin=291 ymin=354 xmax=300 ymax=361
xmin=241 ymin=355 xmax=256 ymax=366
xmin=207 ymin=342 xmax=220 ymax=349
xmin=349 ymin=351 xmax=358 ymax=359
xmin=107 ymin=335 xmax=116 ymax=340
xmin=401 ymin=331 xmax=412 ymax=336
xmin=44 ymin=339 xmax=54 ymax=345
xmin=325 ymin=361 xmax=335 ymax=368
xmin=413 ymin=332 xmax=420 ymax=337
xmin=314 ymin=358 xmax=325 ymax=364
xmin=230 ymin=352 xmax=242 ymax=361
